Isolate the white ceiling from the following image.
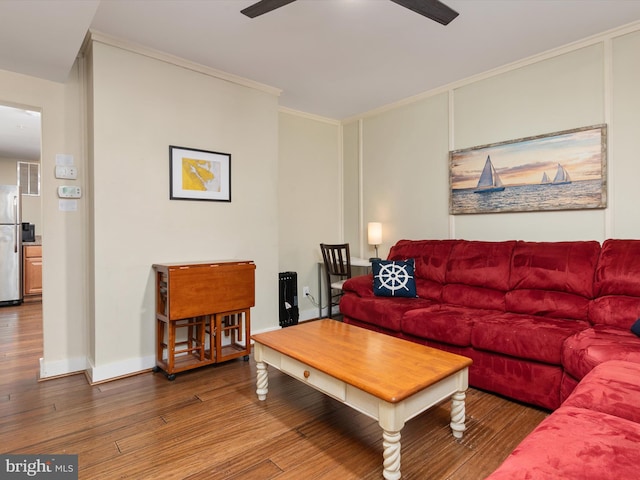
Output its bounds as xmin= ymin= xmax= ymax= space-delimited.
xmin=2 ymin=0 xmax=640 ymax=160
xmin=0 ymin=105 xmax=41 ymax=161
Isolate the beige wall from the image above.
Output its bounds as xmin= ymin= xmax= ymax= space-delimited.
xmin=348 ymin=25 xmax=640 ymax=249
xmin=87 ymin=40 xmax=280 ymax=381
xmin=0 ymin=157 xmax=17 ymax=181
xmin=611 ymin=29 xmax=640 ymax=238
xmin=342 ymin=121 xmax=361 ymax=256
xmin=278 ymin=110 xmax=341 ymax=320
xmin=361 ymin=94 xmax=451 ymax=258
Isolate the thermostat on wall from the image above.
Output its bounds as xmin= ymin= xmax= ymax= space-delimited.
xmin=58 ymin=185 xmax=82 ymax=198
xmin=55 ymin=165 xmax=78 ymax=179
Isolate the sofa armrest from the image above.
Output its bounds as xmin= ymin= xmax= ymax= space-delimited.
xmin=342 ymin=274 xmax=374 ymax=297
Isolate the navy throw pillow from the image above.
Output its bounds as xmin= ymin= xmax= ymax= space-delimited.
xmin=372 ymin=259 xmax=418 ymax=298
xmin=631 ymin=319 xmax=640 ymax=337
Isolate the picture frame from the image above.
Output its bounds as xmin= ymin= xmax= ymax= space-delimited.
xmin=449 ymin=124 xmax=607 ymax=215
xmin=169 ymin=145 xmax=231 ymax=202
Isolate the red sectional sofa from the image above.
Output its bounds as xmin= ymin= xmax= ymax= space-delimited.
xmin=340 ymin=238 xmax=640 ymax=410
xmin=485 ymin=360 xmax=640 ymax=479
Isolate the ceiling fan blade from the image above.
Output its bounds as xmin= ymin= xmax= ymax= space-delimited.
xmin=241 ymin=0 xmax=297 ymax=18
xmin=390 ymin=0 xmax=459 ymax=25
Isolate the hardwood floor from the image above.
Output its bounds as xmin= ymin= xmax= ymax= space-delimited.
xmin=0 ymin=304 xmax=548 ymax=479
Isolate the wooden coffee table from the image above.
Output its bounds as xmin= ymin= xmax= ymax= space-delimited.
xmin=252 ymin=319 xmax=472 ymax=480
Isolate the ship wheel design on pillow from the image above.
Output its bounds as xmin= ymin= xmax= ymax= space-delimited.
xmin=372 ymin=259 xmax=417 ymax=298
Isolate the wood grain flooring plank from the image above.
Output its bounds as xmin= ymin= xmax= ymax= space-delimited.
xmin=1 ymin=305 xmax=550 ymax=480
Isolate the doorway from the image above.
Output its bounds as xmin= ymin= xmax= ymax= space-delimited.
xmin=0 ymin=103 xmax=43 ymax=353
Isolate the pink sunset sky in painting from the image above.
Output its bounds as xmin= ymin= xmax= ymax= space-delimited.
xmin=450 ymin=126 xmax=605 ymax=190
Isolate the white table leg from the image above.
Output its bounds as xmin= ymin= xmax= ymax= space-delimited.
xmin=450 ymin=390 xmax=466 ymax=439
xmin=379 ymin=401 xmax=404 ymax=480
xmin=382 ymin=430 xmax=402 ymax=480
xmin=256 ymin=361 xmax=269 ymax=401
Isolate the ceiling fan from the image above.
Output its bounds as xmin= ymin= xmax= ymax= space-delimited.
xmin=241 ymin=0 xmax=459 ymax=26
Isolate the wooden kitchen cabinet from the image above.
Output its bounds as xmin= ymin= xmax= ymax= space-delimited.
xmin=23 ymin=245 xmax=42 ymax=298
xmin=152 ymin=260 xmax=255 ymax=380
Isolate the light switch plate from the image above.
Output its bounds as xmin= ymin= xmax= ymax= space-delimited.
xmin=57 ymin=185 xmax=81 ymax=198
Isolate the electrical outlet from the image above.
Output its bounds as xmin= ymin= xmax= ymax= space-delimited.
xmin=303 ymin=286 xmax=310 ymax=297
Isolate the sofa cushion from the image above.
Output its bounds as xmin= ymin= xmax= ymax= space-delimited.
xmin=595 ymin=239 xmax=640 ymax=297
xmin=505 ymin=241 xmax=599 ymax=322
xmin=372 ymin=259 xmax=417 ymax=298
xmin=510 ymin=240 xmax=600 ymax=298
xmin=414 ymin=278 xmax=444 ymax=302
xmin=485 ymin=406 xmax=640 ymax=480
xmin=563 ymin=360 xmax=640 ymax=423
xmin=589 ymin=295 xmax=640 ymax=329
xmin=445 ymin=240 xmax=515 ymax=291
xmin=562 ymin=326 xmax=640 ymax=380
xmin=388 ymin=239 xmax=457 ymax=284
xmin=442 ymin=283 xmax=506 ymax=311
xmin=506 ymin=289 xmax=590 ymax=320
xmin=338 ymin=293 xmax=433 ymax=332
xmin=591 ymin=239 xmax=640 ymax=328
xmin=342 ymin=274 xmax=374 ymax=298
xmin=471 ymin=313 xmax=588 ymax=365
xmin=401 ymin=305 xmax=494 ymax=347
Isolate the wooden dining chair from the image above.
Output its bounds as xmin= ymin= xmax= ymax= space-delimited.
xmin=320 ymin=243 xmax=352 ymax=319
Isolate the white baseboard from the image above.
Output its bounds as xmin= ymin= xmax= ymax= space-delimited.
xmin=39 ymin=356 xmax=88 ymax=379
xmin=87 ymin=354 xmax=156 ymax=383
xmin=38 ymin=309 xmax=339 ymax=384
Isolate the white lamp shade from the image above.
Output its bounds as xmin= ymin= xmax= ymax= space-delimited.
xmin=368 ymin=222 xmax=382 ymax=246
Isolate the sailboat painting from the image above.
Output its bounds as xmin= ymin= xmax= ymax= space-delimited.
xmin=474 ymin=156 xmax=505 ymax=193
xmin=450 ymin=124 xmax=607 ymax=214
xmin=541 ymin=172 xmax=551 ymax=184
xmin=552 ymin=163 xmax=571 ymax=185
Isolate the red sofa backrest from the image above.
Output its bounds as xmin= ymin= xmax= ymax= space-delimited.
xmin=383 ymin=238 xmax=640 ymax=328
xmin=442 ymin=240 xmax=516 ymax=311
xmin=591 ymin=239 xmax=640 ymax=328
xmin=388 ymin=239 xmax=458 ymax=300
xmin=506 ymin=241 xmax=600 ymax=321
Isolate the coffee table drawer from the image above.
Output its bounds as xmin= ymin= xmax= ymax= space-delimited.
xmin=281 ymin=356 xmax=346 ymax=401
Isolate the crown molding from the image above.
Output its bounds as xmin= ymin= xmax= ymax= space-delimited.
xmin=85 ymin=30 xmax=282 ymax=98
xmin=344 ymin=19 xmax=640 ymax=123
xmin=279 ymin=106 xmax=340 ymax=125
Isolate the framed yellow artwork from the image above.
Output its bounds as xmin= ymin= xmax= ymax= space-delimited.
xmin=169 ymin=145 xmax=231 ymax=202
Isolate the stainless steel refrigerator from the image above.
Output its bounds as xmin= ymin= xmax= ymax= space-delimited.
xmin=0 ymin=185 xmax=22 ymax=305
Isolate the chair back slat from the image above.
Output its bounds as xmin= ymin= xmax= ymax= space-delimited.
xmin=320 ymin=243 xmax=352 ymax=319
xmin=321 ymin=243 xmax=351 ymax=277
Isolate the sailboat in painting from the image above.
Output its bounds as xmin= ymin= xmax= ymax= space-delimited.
xmin=541 ymin=172 xmax=551 ymax=184
xmin=552 ymin=163 xmax=572 ymax=185
xmin=474 ymin=155 xmax=505 ymax=193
